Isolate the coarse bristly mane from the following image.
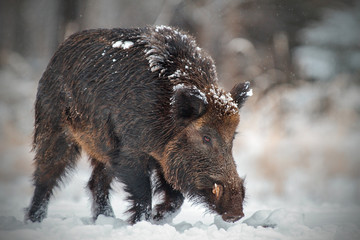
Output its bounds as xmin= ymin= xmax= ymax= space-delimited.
xmin=140 ymin=25 xmax=218 ymax=88
xmin=140 ymin=25 xmax=251 ymax=118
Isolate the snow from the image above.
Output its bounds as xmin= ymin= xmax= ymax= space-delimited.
xmin=168 ymin=69 xmax=187 ymax=80
xmin=155 ymin=25 xmax=189 ymax=42
xmin=246 ymin=89 xmax=253 ymax=97
xmin=172 ymin=83 xmax=186 ymax=92
xmin=170 ymin=84 xmax=208 ymax=106
xmin=207 ymin=84 xmax=239 ymax=115
xmin=1 ymin=187 xmax=359 ymax=240
xmin=239 ymin=81 xmax=253 ymax=98
xmin=112 ymin=40 xmax=134 ymax=49
xmin=144 ymin=47 xmax=164 ymax=73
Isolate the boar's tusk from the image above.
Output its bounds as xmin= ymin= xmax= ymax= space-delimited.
xmin=212 ymin=183 xmax=221 ymax=199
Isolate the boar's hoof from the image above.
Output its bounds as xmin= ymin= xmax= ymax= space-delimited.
xmin=152 ymin=196 xmax=184 ymax=222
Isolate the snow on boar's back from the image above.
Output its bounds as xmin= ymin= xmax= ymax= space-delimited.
xmin=25 ymin=25 xmax=252 ymax=224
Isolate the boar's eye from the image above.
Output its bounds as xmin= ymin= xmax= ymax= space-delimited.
xmin=203 ymin=135 xmax=212 ymax=144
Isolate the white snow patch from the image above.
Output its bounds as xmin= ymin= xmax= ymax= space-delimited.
xmin=168 ymin=69 xmax=182 ymax=79
xmin=172 ymin=83 xmax=186 ymax=92
xmin=239 ymin=81 xmax=253 ymax=98
xmin=155 ymin=25 xmax=173 ymax=32
xmin=168 ymin=69 xmax=188 ymax=80
xmin=244 ymin=81 xmax=250 ymax=90
xmin=155 ymin=25 xmax=189 ymax=42
xmin=207 ymin=84 xmax=239 ymax=115
xmin=170 ymin=84 xmax=208 ymax=106
xmin=191 ymin=89 xmax=207 ymax=104
xmin=112 ymin=40 xmax=134 ymax=49
xmin=144 ymin=48 xmax=165 ymax=73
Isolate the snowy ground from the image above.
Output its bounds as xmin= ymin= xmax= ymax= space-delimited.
xmin=1 ymin=156 xmax=359 ymax=240
xmin=1 ymin=67 xmax=360 ymax=239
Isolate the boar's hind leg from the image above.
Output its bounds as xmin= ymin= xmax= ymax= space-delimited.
xmin=111 ymin=152 xmax=152 ymax=224
xmin=153 ymin=169 xmax=184 ymax=222
xmin=26 ymin=131 xmax=81 ymax=222
xmin=88 ymin=159 xmax=115 ymax=220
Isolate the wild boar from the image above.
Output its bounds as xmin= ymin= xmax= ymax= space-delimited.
xmin=26 ymin=25 xmax=252 ymax=224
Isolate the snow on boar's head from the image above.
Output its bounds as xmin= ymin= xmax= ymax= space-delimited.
xmin=161 ymin=82 xmax=252 ymax=222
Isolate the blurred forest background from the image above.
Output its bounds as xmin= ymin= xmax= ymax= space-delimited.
xmin=0 ymin=0 xmax=359 ymax=207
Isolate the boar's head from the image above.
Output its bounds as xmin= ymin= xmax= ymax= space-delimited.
xmin=159 ymin=81 xmax=252 ymax=222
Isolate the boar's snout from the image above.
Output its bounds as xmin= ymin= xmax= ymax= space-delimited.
xmin=222 ymin=210 xmax=244 ymax=223
xmin=219 ymin=193 xmax=245 ymax=223
xmin=212 ymin=178 xmax=245 ymax=223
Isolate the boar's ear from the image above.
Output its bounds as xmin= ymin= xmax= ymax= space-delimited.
xmin=230 ymin=81 xmax=253 ymax=109
xmin=171 ymin=85 xmax=208 ymax=121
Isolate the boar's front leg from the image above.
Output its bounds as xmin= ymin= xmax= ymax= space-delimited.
xmin=88 ymin=158 xmax=115 ymax=221
xmin=110 ymin=150 xmax=152 ymax=224
xmin=152 ymin=168 xmax=184 ymax=222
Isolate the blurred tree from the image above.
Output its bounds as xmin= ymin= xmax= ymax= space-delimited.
xmin=0 ymin=0 xmax=357 ymax=87
xmin=0 ymin=0 xmax=62 ymax=67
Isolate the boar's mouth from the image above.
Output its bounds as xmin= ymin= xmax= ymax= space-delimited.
xmin=205 ymin=182 xmax=245 ymax=223
xmin=221 ymin=211 xmax=244 ymax=223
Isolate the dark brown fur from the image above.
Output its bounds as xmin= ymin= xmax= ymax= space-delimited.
xmin=26 ymin=26 xmax=251 ymax=224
